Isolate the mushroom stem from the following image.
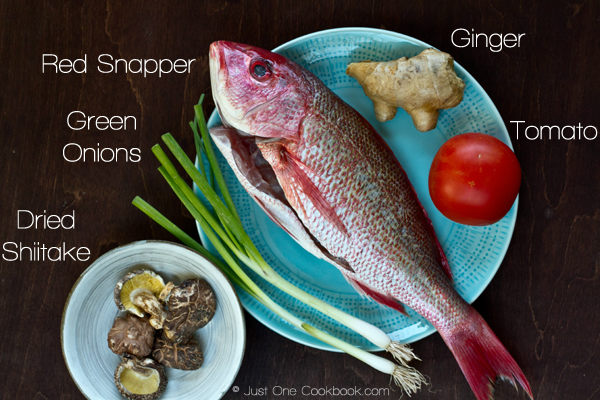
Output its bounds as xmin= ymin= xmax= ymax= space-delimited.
xmin=158 ymin=282 xmax=175 ymax=302
xmin=132 ymin=291 xmax=166 ymax=329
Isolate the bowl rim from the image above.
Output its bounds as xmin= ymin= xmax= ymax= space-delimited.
xmin=202 ymin=26 xmax=517 ymax=351
xmin=60 ymin=239 xmax=246 ymax=400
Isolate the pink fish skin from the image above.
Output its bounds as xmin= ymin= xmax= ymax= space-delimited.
xmin=209 ymin=41 xmax=532 ymax=400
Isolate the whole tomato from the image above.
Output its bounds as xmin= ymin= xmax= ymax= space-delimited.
xmin=428 ymin=133 xmax=521 ymax=226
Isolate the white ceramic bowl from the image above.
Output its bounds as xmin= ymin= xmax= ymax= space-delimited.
xmin=61 ymin=240 xmax=245 ymax=400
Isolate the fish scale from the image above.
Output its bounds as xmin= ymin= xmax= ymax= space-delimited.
xmin=293 ymin=76 xmax=446 ymax=311
xmin=209 ymin=40 xmax=532 ymax=400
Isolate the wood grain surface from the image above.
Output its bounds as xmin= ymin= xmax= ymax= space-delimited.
xmin=0 ymin=1 xmax=598 ymax=399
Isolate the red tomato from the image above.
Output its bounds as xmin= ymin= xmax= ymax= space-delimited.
xmin=428 ymin=133 xmax=521 ymax=226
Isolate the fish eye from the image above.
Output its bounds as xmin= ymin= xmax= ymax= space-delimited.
xmin=250 ymin=59 xmax=271 ymax=81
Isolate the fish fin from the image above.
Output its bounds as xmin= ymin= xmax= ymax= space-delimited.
xmin=254 ymin=197 xmax=301 ymax=241
xmin=349 ymin=278 xmax=408 ymax=315
xmin=255 ymin=187 xmax=355 ymax=274
xmin=440 ymin=309 xmax=533 ymax=400
xmin=209 ymin=126 xmax=320 ymax=253
xmin=330 ymin=256 xmax=355 ymax=273
xmin=434 ymin=234 xmax=452 ymax=280
xmin=281 ymin=149 xmax=348 ymax=235
xmin=210 ymin=125 xmax=352 ymax=273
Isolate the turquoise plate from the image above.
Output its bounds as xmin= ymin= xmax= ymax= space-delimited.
xmin=198 ymin=27 xmax=516 ymax=351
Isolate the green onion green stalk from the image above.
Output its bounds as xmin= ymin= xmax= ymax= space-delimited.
xmin=133 ymin=96 xmax=426 ymax=394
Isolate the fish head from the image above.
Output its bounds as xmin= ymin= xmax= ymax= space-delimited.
xmin=209 ymin=41 xmax=312 ymax=140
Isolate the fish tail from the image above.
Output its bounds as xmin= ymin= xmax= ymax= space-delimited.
xmin=440 ymin=308 xmax=533 ymax=400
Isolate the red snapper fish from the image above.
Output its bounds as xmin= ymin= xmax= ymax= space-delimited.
xmin=208 ymin=40 xmax=532 ymax=400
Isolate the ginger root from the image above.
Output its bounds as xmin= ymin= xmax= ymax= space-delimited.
xmin=346 ymin=48 xmax=465 ymax=132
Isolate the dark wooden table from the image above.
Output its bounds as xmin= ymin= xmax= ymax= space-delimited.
xmin=1 ymin=1 xmax=598 ymax=399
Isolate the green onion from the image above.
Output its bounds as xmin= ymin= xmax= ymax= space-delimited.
xmin=133 ymin=96 xmax=426 ymax=394
xmin=134 ymin=191 xmax=422 ymax=393
xmin=162 ymin=105 xmax=416 ymax=362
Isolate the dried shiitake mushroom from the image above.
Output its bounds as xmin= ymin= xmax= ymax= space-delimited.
xmin=152 ymin=335 xmax=204 ymax=370
xmin=107 ymin=314 xmax=155 ymax=357
xmin=114 ymin=270 xmax=167 ymax=329
xmin=114 ymin=357 xmax=167 ymax=400
xmin=163 ymin=278 xmax=216 ymax=343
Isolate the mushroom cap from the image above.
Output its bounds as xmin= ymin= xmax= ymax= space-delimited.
xmin=114 ymin=270 xmax=166 ymax=317
xmin=108 ymin=314 xmax=155 ymax=357
xmin=114 ymin=357 xmax=167 ymax=400
xmin=152 ymin=335 xmax=204 ymax=370
xmin=163 ymin=278 xmax=217 ymax=343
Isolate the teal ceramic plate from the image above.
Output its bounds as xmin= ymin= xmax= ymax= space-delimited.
xmin=198 ymin=27 xmax=516 ymax=351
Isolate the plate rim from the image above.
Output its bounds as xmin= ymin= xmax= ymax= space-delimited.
xmin=61 ymin=239 xmax=247 ymax=400
xmin=200 ymin=27 xmax=517 ymax=351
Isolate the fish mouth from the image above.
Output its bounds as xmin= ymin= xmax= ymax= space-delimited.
xmin=209 ymin=41 xmax=251 ymax=133
xmin=210 ymin=41 xmax=252 ymax=58
xmin=209 ymin=40 xmax=249 ymax=75
xmin=208 ymin=41 xmax=227 ymax=72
